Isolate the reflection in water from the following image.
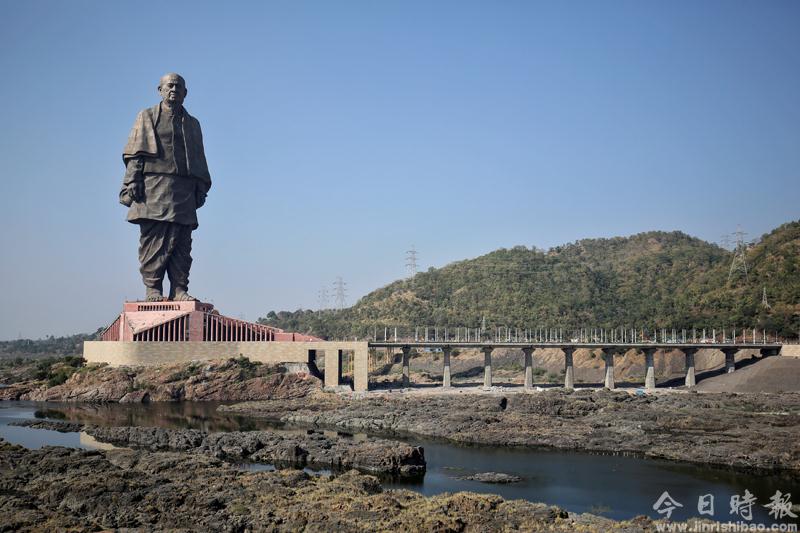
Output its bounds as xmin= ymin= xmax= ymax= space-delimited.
xmin=33 ymin=401 xmax=277 ymax=433
xmin=1 ymin=401 xmax=798 ymax=524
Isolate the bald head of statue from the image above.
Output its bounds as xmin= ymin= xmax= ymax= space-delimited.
xmin=158 ymin=73 xmax=187 ymax=107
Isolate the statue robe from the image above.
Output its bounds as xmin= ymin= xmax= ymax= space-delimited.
xmin=120 ymin=103 xmax=211 ymax=294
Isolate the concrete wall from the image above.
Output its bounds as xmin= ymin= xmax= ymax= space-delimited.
xmin=781 ymin=345 xmax=800 ymax=357
xmin=83 ymin=340 xmax=370 ymax=391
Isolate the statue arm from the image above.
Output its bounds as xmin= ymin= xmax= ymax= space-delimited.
xmin=119 ymin=158 xmax=144 ymax=206
xmin=192 ymin=118 xmax=211 ymax=208
xmin=195 ymin=179 xmax=209 ymax=208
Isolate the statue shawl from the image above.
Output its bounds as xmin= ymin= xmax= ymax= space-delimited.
xmin=122 ymin=104 xmax=211 ymax=187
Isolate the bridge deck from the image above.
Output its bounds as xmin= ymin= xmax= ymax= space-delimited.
xmin=368 ymin=341 xmax=782 ymax=350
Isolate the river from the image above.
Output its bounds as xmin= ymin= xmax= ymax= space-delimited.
xmin=1 ymin=400 xmax=797 ymax=524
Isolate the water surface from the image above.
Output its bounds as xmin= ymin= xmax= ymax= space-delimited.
xmin=1 ymin=401 xmax=797 ymax=524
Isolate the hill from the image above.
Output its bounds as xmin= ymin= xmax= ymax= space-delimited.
xmin=261 ymin=221 xmax=800 ymax=340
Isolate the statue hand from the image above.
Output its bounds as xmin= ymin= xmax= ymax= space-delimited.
xmin=128 ymin=181 xmax=144 ymax=202
xmin=196 ymin=187 xmax=207 ymax=208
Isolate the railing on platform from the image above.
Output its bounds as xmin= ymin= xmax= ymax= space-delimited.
xmin=101 ymin=315 xmax=121 ymax=341
xmin=135 ymin=303 xmax=182 ymax=312
xmin=133 ymin=314 xmax=189 ymax=342
xmin=202 ymin=312 xmax=277 ymax=342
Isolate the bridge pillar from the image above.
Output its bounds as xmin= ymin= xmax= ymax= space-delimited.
xmin=442 ymin=346 xmax=452 ymax=388
xmin=354 ymin=344 xmax=369 ymax=392
xmin=684 ymin=348 xmax=697 ymax=388
xmin=386 ymin=347 xmax=395 ymax=366
xmin=723 ymin=348 xmax=737 ymax=373
xmin=324 ymin=348 xmax=342 ymax=389
xmin=603 ymin=349 xmax=615 ymax=390
xmin=522 ymin=347 xmax=534 ymax=389
xmin=644 ymin=348 xmax=656 ymax=391
xmin=401 ymin=346 xmax=411 ymax=388
xmin=482 ymin=346 xmax=493 ymax=388
xmin=563 ymin=347 xmax=575 ymax=390
xmin=760 ymin=347 xmax=780 ymax=358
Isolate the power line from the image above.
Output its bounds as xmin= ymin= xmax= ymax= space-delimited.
xmin=333 ymin=277 xmax=347 ymax=311
xmin=405 ymin=245 xmax=418 ymax=279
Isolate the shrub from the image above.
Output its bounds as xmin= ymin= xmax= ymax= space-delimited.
xmin=232 ymin=356 xmax=262 ymax=379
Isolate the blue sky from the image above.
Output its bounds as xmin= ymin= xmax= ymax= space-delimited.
xmin=0 ymin=1 xmax=798 ymax=339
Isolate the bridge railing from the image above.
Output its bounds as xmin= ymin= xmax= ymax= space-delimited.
xmin=359 ymin=325 xmax=790 ymax=345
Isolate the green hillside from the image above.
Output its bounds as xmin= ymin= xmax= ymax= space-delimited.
xmin=0 ymin=332 xmax=99 ymax=360
xmin=261 ymin=221 xmax=800 ymax=340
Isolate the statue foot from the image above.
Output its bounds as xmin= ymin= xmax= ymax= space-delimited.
xmin=145 ymin=288 xmax=163 ymax=302
xmin=172 ymin=288 xmax=196 ymax=301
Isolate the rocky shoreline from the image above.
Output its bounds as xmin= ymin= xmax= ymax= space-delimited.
xmin=0 ymin=358 xmax=319 ymax=402
xmin=221 ymin=389 xmax=800 ymax=474
xmin=9 ymin=419 xmax=425 ymax=478
xmin=0 ymin=438 xmax=713 ymax=531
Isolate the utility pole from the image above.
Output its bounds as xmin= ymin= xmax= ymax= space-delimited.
xmin=405 ymin=245 xmax=418 ymax=280
xmin=333 ymin=277 xmax=347 ymax=311
xmin=317 ymin=287 xmax=329 ymax=314
xmin=762 ymin=286 xmax=771 ymax=309
xmin=728 ymin=226 xmax=749 ymax=283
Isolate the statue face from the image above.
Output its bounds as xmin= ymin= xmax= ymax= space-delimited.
xmin=158 ymin=75 xmax=187 ymax=106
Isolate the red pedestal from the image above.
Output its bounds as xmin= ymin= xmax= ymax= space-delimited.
xmin=100 ymin=300 xmax=319 ymax=343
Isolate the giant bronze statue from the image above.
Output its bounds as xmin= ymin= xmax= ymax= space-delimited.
xmin=119 ymin=73 xmax=211 ymax=302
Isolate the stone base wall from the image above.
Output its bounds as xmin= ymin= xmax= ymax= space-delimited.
xmin=83 ymin=341 xmax=370 ymax=391
xmin=780 ymin=344 xmax=800 ymax=357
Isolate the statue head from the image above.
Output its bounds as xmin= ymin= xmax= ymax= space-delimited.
xmin=158 ymin=73 xmax=187 ymax=106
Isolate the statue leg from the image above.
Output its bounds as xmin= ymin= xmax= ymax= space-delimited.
xmin=138 ymin=221 xmax=170 ymax=301
xmin=167 ymin=224 xmax=195 ymax=301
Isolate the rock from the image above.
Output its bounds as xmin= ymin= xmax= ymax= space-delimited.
xmin=89 ymin=426 xmax=205 ymax=451
xmin=15 ymin=359 xmax=320 ymax=403
xmin=461 ymin=471 xmax=523 ymax=484
xmin=9 ymin=420 xmax=86 ymax=432
xmin=83 ymin=426 xmax=426 ymax=478
xmin=222 ymin=390 xmax=800 ymax=474
xmin=119 ymin=390 xmax=150 ymax=403
xmin=0 ymin=382 xmax=35 ymax=400
xmin=0 ymin=439 xmax=703 ymax=532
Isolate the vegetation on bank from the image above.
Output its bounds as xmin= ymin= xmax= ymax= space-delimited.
xmin=0 ymin=332 xmax=100 ymax=360
xmin=260 ymin=220 xmax=800 ymax=340
xmin=0 ymin=355 xmax=86 ymax=386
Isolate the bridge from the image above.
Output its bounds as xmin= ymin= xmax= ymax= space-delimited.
xmin=364 ymin=339 xmax=784 ymax=391
xmin=87 ymin=307 xmax=792 ymax=393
